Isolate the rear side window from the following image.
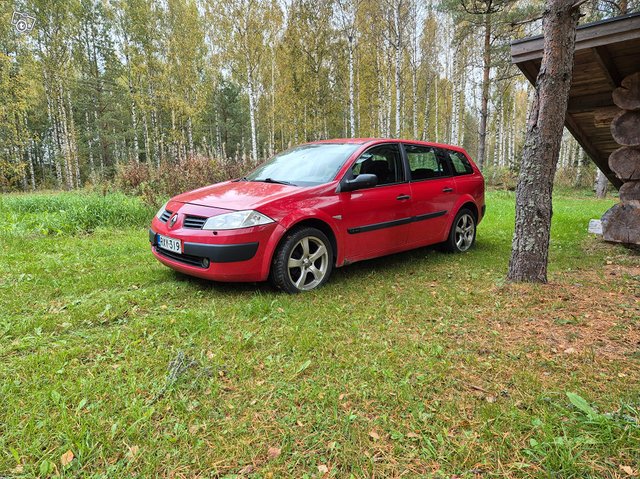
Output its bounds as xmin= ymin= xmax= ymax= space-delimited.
xmin=351 ymin=143 xmax=405 ymax=186
xmin=404 ymin=144 xmax=450 ymax=181
xmin=447 ymin=150 xmax=474 ymax=175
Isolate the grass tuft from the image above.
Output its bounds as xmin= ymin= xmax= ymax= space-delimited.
xmin=0 ymin=191 xmax=154 ymax=236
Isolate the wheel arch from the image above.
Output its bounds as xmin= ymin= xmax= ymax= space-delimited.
xmin=276 ymin=218 xmax=339 ymax=266
xmin=458 ymin=201 xmax=478 ymax=222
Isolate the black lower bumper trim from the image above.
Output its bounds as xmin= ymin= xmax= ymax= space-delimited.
xmin=183 ymin=241 xmax=258 ymax=263
xmin=149 ymin=229 xmax=258 ymax=263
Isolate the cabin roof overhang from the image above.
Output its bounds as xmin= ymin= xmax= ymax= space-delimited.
xmin=511 ymin=12 xmax=640 ymax=189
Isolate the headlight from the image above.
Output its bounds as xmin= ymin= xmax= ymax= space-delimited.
xmin=202 ymin=210 xmax=274 ymax=230
xmin=155 ymin=201 xmax=169 ymax=219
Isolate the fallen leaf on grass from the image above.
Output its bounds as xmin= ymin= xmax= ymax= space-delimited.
xmin=296 ymin=359 xmax=311 ymax=374
xmin=318 ymin=464 xmax=329 ymax=474
xmin=620 ymin=465 xmax=635 ymax=476
xmin=126 ymin=445 xmax=139 ymax=460
xmin=239 ymin=464 xmax=254 ymax=474
xmin=267 ymin=447 xmax=281 ymax=459
xmin=369 ymin=430 xmax=380 ymax=441
xmin=406 ymin=432 xmax=420 ymax=438
xmin=60 ymin=450 xmax=74 ymax=466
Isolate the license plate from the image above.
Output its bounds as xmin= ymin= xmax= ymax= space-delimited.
xmin=157 ymin=234 xmax=181 ymax=254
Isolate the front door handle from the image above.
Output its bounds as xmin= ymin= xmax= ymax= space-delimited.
xmin=442 ymin=187 xmax=454 ymax=193
xmin=396 ymin=194 xmax=411 ymax=201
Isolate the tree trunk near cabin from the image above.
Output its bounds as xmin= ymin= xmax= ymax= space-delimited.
xmin=477 ymin=14 xmax=491 ymax=169
xmin=595 ymin=169 xmax=609 ymax=198
xmin=507 ymin=0 xmax=581 ymax=283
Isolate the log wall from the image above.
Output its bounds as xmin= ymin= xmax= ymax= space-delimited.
xmin=602 ymin=71 xmax=640 ymax=244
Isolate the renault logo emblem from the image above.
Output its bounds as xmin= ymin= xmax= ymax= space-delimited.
xmin=169 ymin=214 xmax=178 ymax=228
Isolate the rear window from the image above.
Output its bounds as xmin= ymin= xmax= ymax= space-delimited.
xmin=447 ymin=151 xmax=474 ymax=175
xmin=404 ymin=144 xmax=450 ymax=180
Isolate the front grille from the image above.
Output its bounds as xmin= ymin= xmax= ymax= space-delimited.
xmin=159 ymin=209 xmax=172 ymax=223
xmin=183 ymin=215 xmax=207 ymax=229
xmin=156 ymin=247 xmax=206 ymax=268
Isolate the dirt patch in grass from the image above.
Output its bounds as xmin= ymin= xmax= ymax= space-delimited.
xmin=490 ymin=270 xmax=639 ymax=361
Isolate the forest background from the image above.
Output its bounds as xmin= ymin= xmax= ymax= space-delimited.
xmin=1 ymin=0 xmax=638 ymax=201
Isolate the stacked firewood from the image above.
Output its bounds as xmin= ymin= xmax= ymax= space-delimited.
xmin=602 ymin=72 xmax=640 ymax=245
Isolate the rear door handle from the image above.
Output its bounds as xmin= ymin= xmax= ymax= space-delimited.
xmin=396 ymin=194 xmax=411 ymax=201
xmin=442 ymin=187 xmax=454 ymax=193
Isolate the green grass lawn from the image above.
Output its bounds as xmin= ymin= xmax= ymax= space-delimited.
xmin=1 ymin=190 xmax=638 ymax=478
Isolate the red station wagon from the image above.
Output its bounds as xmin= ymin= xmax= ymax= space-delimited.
xmin=150 ymin=139 xmax=485 ymax=293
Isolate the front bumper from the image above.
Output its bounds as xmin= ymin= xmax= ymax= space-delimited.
xmin=149 ymin=229 xmax=258 ymax=263
xmin=149 ymin=203 xmax=285 ymax=282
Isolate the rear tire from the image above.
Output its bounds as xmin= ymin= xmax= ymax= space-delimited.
xmin=270 ymin=227 xmax=333 ymax=293
xmin=443 ymin=208 xmax=476 ymax=253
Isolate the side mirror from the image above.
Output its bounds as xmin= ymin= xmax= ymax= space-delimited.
xmin=340 ymin=173 xmax=378 ymax=192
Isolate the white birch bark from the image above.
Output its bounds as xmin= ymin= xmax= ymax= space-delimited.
xmin=393 ymin=0 xmax=402 ymax=138
xmin=348 ymin=39 xmax=356 ymax=137
xmin=246 ymin=62 xmax=258 ymax=162
xmin=85 ymin=110 xmax=95 ymax=179
xmin=434 ymin=77 xmax=439 ymax=142
xmin=187 ymin=116 xmax=194 ymax=158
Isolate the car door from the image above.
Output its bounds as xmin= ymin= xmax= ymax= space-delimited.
xmin=338 ymin=143 xmax=413 ymax=262
xmin=402 ymin=143 xmax=458 ymax=247
xmin=445 ymin=148 xmax=485 ymax=204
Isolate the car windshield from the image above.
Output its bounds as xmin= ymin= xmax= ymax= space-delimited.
xmin=244 ymin=143 xmax=360 ymax=187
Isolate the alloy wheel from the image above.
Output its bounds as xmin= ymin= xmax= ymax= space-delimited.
xmin=286 ymin=236 xmax=329 ymax=291
xmin=454 ymin=213 xmax=475 ymax=252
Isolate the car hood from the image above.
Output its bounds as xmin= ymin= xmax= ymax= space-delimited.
xmin=172 ymin=180 xmax=302 ymax=211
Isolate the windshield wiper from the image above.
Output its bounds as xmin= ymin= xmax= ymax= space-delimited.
xmin=252 ymin=177 xmax=293 ymax=185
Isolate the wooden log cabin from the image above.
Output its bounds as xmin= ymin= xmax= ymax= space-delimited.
xmin=511 ymin=12 xmax=640 ymax=245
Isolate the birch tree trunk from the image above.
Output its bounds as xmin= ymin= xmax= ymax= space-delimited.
xmin=65 ymin=89 xmax=81 ymax=188
xmin=434 ymin=77 xmax=439 ymax=141
xmin=187 ymin=116 xmax=194 ymax=158
xmin=421 ymin=72 xmax=430 ymax=141
xmin=47 ymin=96 xmax=62 ymax=188
xmin=348 ymin=39 xmax=356 ymax=138
xmin=130 ymin=96 xmax=139 ymax=163
xmin=24 ymin=117 xmax=35 ymax=190
xmin=85 ymin=110 xmax=95 ymax=179
xmin=393 ymin=1 xmax=402 ymax=138
xmin=595 ymin=169 xmax=608 ymax=198
xmin=246 ymin=60 xmax=258 ymax=162
xmin=507 ymin=0 xmax=581 ymax=283
xmin=143 ymin=111 xmax=151 ymax=164
xmin=57 ymin=85 xmax=74 ymax=190
xmin=477 ymin=12 xmax=492 ymax=169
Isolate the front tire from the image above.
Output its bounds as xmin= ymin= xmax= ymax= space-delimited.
xmin=270 ymin=227 xmax=333 ymax=293
xmin=444 ymin=208 xmax=476 ymax=253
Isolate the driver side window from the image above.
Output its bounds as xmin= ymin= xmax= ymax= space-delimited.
xmin=350 ymin=144 xmax=404 ymax=186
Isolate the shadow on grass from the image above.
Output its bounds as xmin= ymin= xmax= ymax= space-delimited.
xmin=161 ymin=238 xmax=506 ymax=295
